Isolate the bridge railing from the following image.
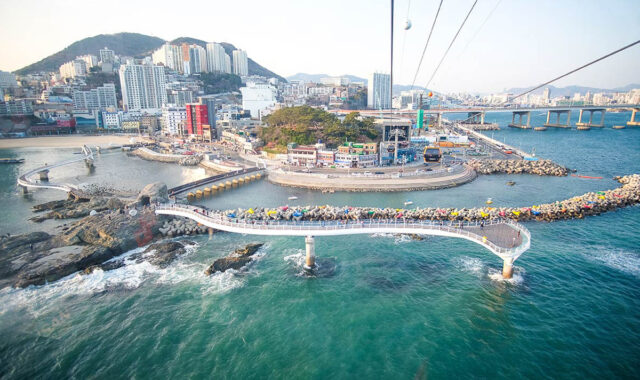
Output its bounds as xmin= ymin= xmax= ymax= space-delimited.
xmin=17 ymin=146 xmax=94 ymax=192
xmin=156 ymin=204 xmax=530 ymax=257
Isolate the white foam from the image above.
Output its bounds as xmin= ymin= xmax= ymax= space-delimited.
xmin=0 ymin=239 xmax=255 ymax=314
xmin=487 ymin=267 xmax=525 ymax=285
xmin=454 ymin=256 xmax=485 ymax=274
xmin=588 ymin=247 xmax=640 ymax=277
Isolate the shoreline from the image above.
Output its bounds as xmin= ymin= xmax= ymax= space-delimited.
xmin=0 ymin=135 xmax=144 ymax=149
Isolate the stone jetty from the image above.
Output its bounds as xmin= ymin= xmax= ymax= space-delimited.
xmin=468 ymin=159 xmax=569 ymax=176
xmin=219 ymin=174 xmax=639 ymax=223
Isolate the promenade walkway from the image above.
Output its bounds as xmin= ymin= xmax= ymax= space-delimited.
xmin=155 ymin=203 xmax=530 ymax=278
xmin=17 ymin=145 xmax=93 ymax=193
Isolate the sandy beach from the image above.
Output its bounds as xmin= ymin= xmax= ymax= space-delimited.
xmin=0 ymin=135 xmax=147 ymax=149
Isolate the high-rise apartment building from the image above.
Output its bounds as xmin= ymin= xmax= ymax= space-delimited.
xmin=189 ymin=45 xmax=207 ymax=74
xmin=185 ymin=103 xmax=209 ymax=136
xmin=0 ymin=71 xmax=18 ymax=88
xmin=232 ymin=49 xmax=248 ymax=76
xmin=367 ymin=72 xmax=391 ymax=109
xmin=119 ymin=62 xmax=167 ymax=110
xmin=162 ymin=105 xmax=187 ymax=135
xmin=99 ymin=47 xmax=115 ymax=64
xmin=73 ymin=83 xmax=118 ymax=111
xmin=77 ymin=55 xmax=98 ymax=69
xmin=152 ymin=43 xmax=183 ymax=73
xmin=59 ymin=59 xmax=88 ymax=79
xmin=205 ymin=43 xmax=231 ymax=74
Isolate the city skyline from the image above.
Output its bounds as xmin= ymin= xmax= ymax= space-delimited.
xmin=1 ymin=0 xmax=639 ymax=93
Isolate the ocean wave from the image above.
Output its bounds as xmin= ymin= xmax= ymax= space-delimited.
xmin=453 ymin=256 xmax=485 ymax=274
xmin=0 ymin=239 xmax=259 ymax=314
xmin=586 ymin=247 xmax=640 ymax=277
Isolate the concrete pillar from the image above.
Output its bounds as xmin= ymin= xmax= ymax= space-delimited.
xmin=511 ymin=112 xmax=515 ymax=125
xmin=38 ymin=170 xmax=49 ymax=181
xmin=21 ymin=185 xmax=28 ymax=194
xmin=526 ymin=111 xmax=531 ymax=127
xmin=304 ymin=235 xmax=316 ymax=270
xmin=480 ymin=112 xmax=485 ymax=124
xmin=502 ymin=259 xmax=514 ymax=279
xmin=599 ymin=110 xmax=605 ymax=126
xmin=589 ymin=110 xmax=593 ymax=124
xmin=546 ymin=110 xmax=551 ymax=124
xmin=578 ymin=109 xmax=584 ymax=124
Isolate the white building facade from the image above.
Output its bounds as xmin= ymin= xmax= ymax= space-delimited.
xmin=152 ymin=43 xmax=183 ymax=73
xmin=73 ymin=83 xmax=118 ymax=111
xmin=239 ymin=83 xmax=276 ymax=118
xmin=162 ymin=105 xmax=187 ymax=135
xmin=232 ymin=49 xmax=248 ymax=76
xmin=206 ymin=43 xmax=231 ymax=74
xmin=119 ymin=63 xmax=167 ymax=110
xmin=59 ymin=59 xmax=88 ymax=79
xmin=367 ymin=72 xmax=391 ymax=109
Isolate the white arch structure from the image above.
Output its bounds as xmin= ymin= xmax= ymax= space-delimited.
xmin=17 ymin=145 xmax=94 ymax=193
xmin=155 ymin=203 xmax=531 ymax=278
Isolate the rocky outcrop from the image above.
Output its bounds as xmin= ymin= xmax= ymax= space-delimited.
xmin=204 ymin=243 xmax=263 ymax=275
xmin=468 ymin=159 xmax=569 ymax=176
xmin=136 ymin=182 xmax=168 ymax=205
xmin=30 ymin=193 xmax=125 ymax=222
xmin=159 ymin=218 xmax=210 ymax=237
xmin=179 ymin=156 xmax=202 ymax=166
xmin=143 ymin=241 xmax=188 ymax=268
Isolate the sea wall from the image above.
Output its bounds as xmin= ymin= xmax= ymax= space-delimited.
xmin=468 ymin=159 xmax=569 ymax=176
xmin=221 ymin=174 xmax=640 ymax=223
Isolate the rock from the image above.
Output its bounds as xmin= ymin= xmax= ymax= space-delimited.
xmin=143 ymin=241 xmax=187 ymax=268
xmin=204 ymin=243 xmax=264 ymax=275
xmin=137 ymin=182 xmax=168 ymax=205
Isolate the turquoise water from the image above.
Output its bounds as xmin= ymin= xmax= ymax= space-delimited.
xmin=1 ymin=115 xmax=639 ymax=378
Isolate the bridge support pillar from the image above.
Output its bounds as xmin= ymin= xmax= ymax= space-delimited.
xmin=38 ymin=170 xmax=49 ymax=181
xmin=85 ymin=159 xmax=94 ymax=168
xmin=304 ymin=235 xmax=316 ymax=270
xmin=502 ymin=259 xmax=514 ymax=279
xmin=21 ymin=185 xmax=28 ymax=194
xmin=628 ymin=108 xmax=640 ymax=127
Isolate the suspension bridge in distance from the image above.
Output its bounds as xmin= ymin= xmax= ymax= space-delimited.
xmin=155 ymin=203 xmax=531 ymax=279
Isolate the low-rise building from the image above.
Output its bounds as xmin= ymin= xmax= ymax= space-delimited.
xmin=287 ymin=144 xmax=317 ymax=166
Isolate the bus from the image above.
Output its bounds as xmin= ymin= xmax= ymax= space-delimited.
xmin=423 ymin=146 xmax=442 ymax=164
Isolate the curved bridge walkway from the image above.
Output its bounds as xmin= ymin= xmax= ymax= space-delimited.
xmin=17 ymin=145 xmax=94 ymax=193
xmin=156 ymin=203 xmax=531 ymax=278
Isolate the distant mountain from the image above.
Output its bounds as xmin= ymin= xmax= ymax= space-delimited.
xmin=15 ymin=32 xmax=286 ymax=82
xmin=504 ymin=83 xmax=640 ymax=97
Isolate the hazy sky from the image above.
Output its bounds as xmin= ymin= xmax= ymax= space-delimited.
xmin=1 ymin=0 xmax=639 ymax=93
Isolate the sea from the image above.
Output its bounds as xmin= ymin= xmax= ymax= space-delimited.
xmin=0 ymin=112 xmax=638 ymax=379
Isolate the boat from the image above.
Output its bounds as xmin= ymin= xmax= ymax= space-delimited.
xmin=571 ymin=174 xmax=603 ymax=179
xmin=486 ymin=198 xmax=493 ymax=204
xmin=613 ymin=125 xmax=626 ymax=129
xmin=288 ymin=196 xmax=298 ymax=200
xmin=404 ymin=200 xmax=413 ymax=206
xmin=506 ymin=181 xmax=516 ymax=186
xmin=534 ymin=126 xmax=547 ymax=131
xmin=0 ymin=158 xmax=25 ymax=164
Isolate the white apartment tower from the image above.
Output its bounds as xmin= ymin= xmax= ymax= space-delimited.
xmin=119 ymin=62 xmax=167 ymax=110
xmin=189 ymin=45 xmax=207 ymax=74
xmin=99 ymin=47 xmax=115 ymax=64
xmin=152 ymin=43 xmax=183 ymax=73
xmin=367 ymin=72 xmax=391 ymax=109
xmin=73 ymin=83 xmax=118 ymax=110
xmin=206 ymin=43 xmax=231 ymax=74
xmin=59 ymin=59 xmax=88 ymax=79
xmin=232 ymin=49 xmax=248 ymax=76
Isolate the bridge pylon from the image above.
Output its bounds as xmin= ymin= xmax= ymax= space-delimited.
xmin=502 ymin=258 xmax=514 ymax=279
xmin=304 ymin=235 xmax=316 ymax=270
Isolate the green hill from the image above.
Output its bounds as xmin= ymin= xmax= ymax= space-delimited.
xmin=16 ymin=32 xmax=286 ymax=82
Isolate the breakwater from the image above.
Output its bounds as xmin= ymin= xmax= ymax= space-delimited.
xmin=217 ymin=174 xmax=639 ymax=223
xmin=129 ymin=147 xmax=202 ymax=166
xmin=468 ymin=159 xmax=569 ymax=176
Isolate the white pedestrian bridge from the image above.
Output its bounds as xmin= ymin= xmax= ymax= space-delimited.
xmin=155 ymin=203 xmax=531 ymax=278
xmin=17 ymin=145 xmax=94 ymax=193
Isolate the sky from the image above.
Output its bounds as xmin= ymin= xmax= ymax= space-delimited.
xmin=0 ymin=0 xmax=639 ymax=93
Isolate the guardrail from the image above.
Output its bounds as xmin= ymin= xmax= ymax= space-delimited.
xmin=156 ymin=203 xmax=530 ymax=258
xmin=17 ymin=146 xmax=93 ymax=192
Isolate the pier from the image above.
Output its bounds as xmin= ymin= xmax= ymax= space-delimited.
xmin=155 ymin=204 xmax=531 ymax=279
xmin=16 ymin=145 xmax=94 ymax=194
xmin=576 ymin=108 xmax=606 ymax=128
xmin=168 ymin=167 xmax=265 ymax=198
xmin=544 ymin=109 xmax=572 ymax=128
